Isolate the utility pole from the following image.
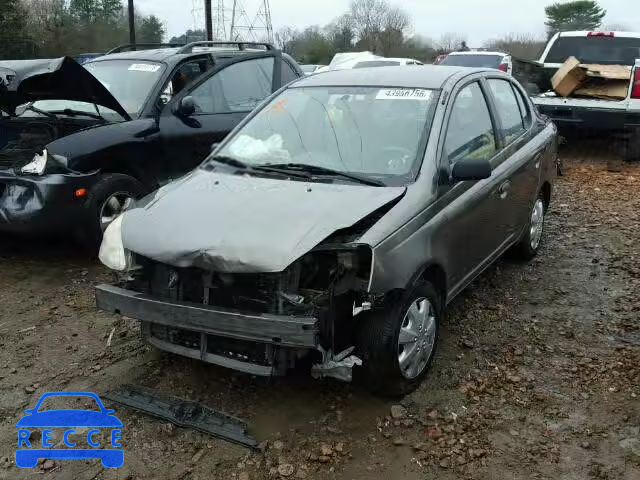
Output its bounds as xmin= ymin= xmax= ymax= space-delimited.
xmin=205 ymin=0 xmax=213 ymax=41
xmin=128 ymin=0 xmax=136 ymax=47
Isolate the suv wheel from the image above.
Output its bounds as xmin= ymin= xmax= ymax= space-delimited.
xmin=79 ymin=173 xmax=146 ymax=247
xmin=357 ymin=279 xmax=441 ymax=397
xmin=512 ymin=193 xmax=546 ymax=260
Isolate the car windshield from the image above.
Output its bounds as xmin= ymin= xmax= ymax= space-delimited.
xmin=84 ymin=59 xmax=166 ymax=116
xmin=440 ymin=54 xmax=503 ymax=68
xmin=214 ymin=86 xmax=438 ymax=185
xmin=545 ymin=36 xmax=640 ymax=65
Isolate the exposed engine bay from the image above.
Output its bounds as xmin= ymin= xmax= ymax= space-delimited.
xmin=120 ymin=244 xmax=375 ymax=377
xmin=0 ymin=117 xmax=94 ymax=170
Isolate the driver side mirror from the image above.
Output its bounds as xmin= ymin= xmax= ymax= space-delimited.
xmin=176 ymin=96 xmax=196 ymax=117
xmin=451 ymin=158 xmax=492 ymax=182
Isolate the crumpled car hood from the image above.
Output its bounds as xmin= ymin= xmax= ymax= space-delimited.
xmin=122 ymin=170 xmax=405 ymax=273
xmin=0 ymin=57 xmax=130 ymax=120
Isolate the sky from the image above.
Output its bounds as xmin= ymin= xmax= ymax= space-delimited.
xmin=135 ymin=0 xmax=640 ymax=47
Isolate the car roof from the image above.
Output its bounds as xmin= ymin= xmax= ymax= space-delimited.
xmin=96 ymin=48 xmax=183 ymax=62
xmin=293 ymin=65 xmax=480 ymax=89
xmin=89 ymin=47 xmax=281 ymax=65
xmin=447 ymin=51 xmax=508 ymax=56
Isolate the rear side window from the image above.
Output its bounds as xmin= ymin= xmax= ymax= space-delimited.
xmin=440 ymin=55 xmax=502 ymax=69
xmin=281 ymin=60 xmax=299 ymax=85
xmin=487 ymin=79 xmax=525 ymax=144
xmin=512 ymin=85 xmax=531 ymax=126
xmin=190 ymin=57 xmax=274 ymax=114
xmin=445 ymin=82 xmax=497 ymax=164
xmin=545 ymin=36 xmax=640 ymax=65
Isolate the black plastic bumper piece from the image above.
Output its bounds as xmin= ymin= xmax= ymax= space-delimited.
xmin=103 ymin=385 xmax=257 ymax=448
xmin=0 ymin=169 xmax=99 ymax=235
xmin=537 ymin=105 xmax=640 ymax=130
xmin=95 ymin=284 xmax=319 ymax=348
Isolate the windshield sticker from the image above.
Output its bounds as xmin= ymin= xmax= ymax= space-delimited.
xmin=128 ymin=63 xmax=161 ymax=73
xmin=376 ymin=88 xmax=431 ymax=101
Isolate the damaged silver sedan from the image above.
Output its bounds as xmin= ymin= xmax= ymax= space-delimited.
xmin=96 ymin=66 xmax=557 ymax=395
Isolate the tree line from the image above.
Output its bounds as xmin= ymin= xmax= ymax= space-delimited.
xmin=0 ymin=0 xmax=165 ymax=60
xmin=269 ymin=0 xmax=611 ymax=65
xmin=0 ymin=0 xmax=619 ymax=63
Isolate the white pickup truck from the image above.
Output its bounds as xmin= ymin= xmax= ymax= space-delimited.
xmin=514 ymin=31 xmax=640 ymax=159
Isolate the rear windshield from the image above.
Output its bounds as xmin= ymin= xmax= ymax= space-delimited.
xmin=354 ymin=60 xmax=401 ymax=68
xmin=545 ymin=36 xmax=640 ymax=65
xmin=440 ymin=55 xmax=502 ymax=68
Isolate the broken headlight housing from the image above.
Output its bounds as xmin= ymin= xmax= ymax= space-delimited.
xmin=21 ymin=149 xmax=48 ymax=175
xmin=99 ymin=215 xmax=132 ymax=272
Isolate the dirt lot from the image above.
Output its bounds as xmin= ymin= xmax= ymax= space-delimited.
xmin=1 ymin=138 xmax=639 ymax=480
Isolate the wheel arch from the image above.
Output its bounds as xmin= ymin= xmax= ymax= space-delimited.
xmin=408 ymin=261 xmax=448 ymax=307
xmin=540 ymin=181 xmax=552 ymax=209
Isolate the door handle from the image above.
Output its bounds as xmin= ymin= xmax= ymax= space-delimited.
xmin=497 ymin=181 xmax=511 ymax=200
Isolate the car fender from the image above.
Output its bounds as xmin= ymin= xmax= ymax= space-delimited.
xmin=46 ymin=118 xmax=160 ymax=181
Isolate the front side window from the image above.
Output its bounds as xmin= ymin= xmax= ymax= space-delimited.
xmin=190 ymin=57 xmax=274 ymax=114
xmin=487 ymin=79 xmax=525 ymax=145
xmin=445 ymin=82 xmax=496 ymax=164
xmin=215 ymin=86 xmax=438 ymax=185
xmin=160 ymin=60 xmax=209 ymax=106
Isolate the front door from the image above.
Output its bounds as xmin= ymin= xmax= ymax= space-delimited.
xmin=160 ymin=54 xmax=279 ymax=180
xmin=438 ymin=80 xmax=514 ymax=295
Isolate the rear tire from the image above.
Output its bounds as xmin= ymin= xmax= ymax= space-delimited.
xmin=356 ymin=279 xmax=441 ymax=397
xmin=512 ymin=192 xmax=546 ymax=260
xmin=78 ymin=173 xmax=146 ymax=248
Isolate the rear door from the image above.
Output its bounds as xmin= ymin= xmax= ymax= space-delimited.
xmin=159 ymin=53 xmax=280 ymax=179
xmin=484 ymin=77 xmax=542 ymax=236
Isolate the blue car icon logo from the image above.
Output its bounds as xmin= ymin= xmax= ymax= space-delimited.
xmin=16 ymin=391 xmax=123 ymax=468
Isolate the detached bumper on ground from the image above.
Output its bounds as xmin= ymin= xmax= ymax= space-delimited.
xmin=95 ymin=284 xmax=320 ymax=376
xmin=0 ymin=169 xmax=98 ymax=235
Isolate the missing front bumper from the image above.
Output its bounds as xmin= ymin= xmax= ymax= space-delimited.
xmin=95 ymin=284 xmax=320 ymax=375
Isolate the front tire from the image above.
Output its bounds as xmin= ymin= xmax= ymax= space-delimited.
xmin=357 ymin=280 xmax=441 ymax=397
xmin=512 ymin=193 xmax=546 ymax=260
xmin=78 ymin=173 xmax=146 ymax=248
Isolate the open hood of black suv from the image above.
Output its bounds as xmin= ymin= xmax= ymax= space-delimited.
xmin=0 ymin=56 xmax=131 ymax=120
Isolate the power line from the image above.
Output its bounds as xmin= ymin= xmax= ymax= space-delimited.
xmin=228 ymin=0 xmax=273 ymax=42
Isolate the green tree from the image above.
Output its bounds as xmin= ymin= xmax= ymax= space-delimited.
xmin=100 ymin=0 xmax=123 ymax=22
xmin=169 ymin=29 xmax=206 ymax=45
xmin=70 ymin=0 xmax=100 ymax=22
xmin=0 ymin=0 xmax=34 ymax=59
xmin=545 ymin=1 xmax=606 ymax=36
xmin=139 ymin=15 xmax=166 ymax=43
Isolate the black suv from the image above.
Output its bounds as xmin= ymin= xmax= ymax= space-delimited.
xmin=0 ymin=42 xmax=303 ymax=243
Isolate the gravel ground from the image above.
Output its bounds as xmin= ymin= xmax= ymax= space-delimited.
xmin=0 ymin=138 xmax=639 ymax=480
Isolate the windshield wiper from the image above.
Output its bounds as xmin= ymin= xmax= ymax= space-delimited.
xmin=256 ymin=163 xmax=385 ymax=187
xmin=209 ymin=155 xmax=250 ymax=169
xmin=24 ymin=104 xmax=58 ymax=120
xmin=49 ymin=109 xmax=105 ymax=121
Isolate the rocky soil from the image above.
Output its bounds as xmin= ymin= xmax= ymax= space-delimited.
xmin=0 ymin=138 xmax=638 ymax=480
